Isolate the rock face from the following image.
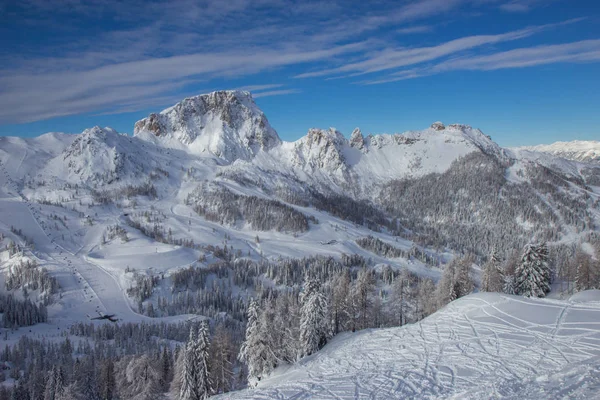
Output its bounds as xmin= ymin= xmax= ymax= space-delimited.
xmin=134 ymin=90 xmax=281 ymax=162
xmin=350 ymin=128 xmax=366 ymax=151
xmin=431 ymin=121 xmax=446 ymax=131
xmin=292 ymin=128 xmax=347 ymax=172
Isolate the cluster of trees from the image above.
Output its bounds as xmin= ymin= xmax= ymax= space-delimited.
xmin=355 ymin=235 xmax=441 ymax=266
xmin=5 ymin=259 xmax=59 ymax=304
xmin=356 ymin=235 xmax=404 ymax=258
xmin=237 ymin=268 xmax=437 ymax=385
xmin=127 ymin=271 xmax=159 ymax=305
xmin=0 ymin=293 xmax=47 ymax=328
xmin=0 ymin=317 xmax=243 ymax=400
xmin=126 ymin=215 xmax=199 ymax=249
xmin=103 ymin=224 xmax=129 ymax=244
xmin=553 ymin=237 xmax=600 ymax=294
xmin=186 ymin=183 xmax=316 ymax=233
xmin=91 ymin=182 xmax=158 ymax=205
xmin=309 ymin=191 xmax=399 ymax=234
xmin=480 ymin=243 xmax=553 ymax=298
xmin=5 ymin=240 xmax=23 ymax=257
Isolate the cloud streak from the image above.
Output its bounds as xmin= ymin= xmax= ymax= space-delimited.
xmin=361 ymin=39 xmax=600 ymax=84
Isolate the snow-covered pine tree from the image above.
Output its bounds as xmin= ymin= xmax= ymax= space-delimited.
xmin=44 ymin=366 xmax=65 ymax=400
xmin=515 ymin=243 xmax=551 ymax=297
xmin=194 ymin=321 xmax=212 ymax=399
xmin=299 ymin=276 xmax=329 ymax=358
xmin=179 ymin=328 xmax=197 ymax=400
xmin=115 ymin=354 xmax=162 ymax=400
xmin=481 ymin=248 xmax=504 ymax=292
xmin=502 ymin=250 xmax=519 ymax=295
xmin=238 ymin=299 xmax=274 ymax=386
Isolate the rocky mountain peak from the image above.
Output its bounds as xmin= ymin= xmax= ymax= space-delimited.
xmin=350 ymin=128 xmax=366 ymax=151
xmin=133 ymin=90 xmax=281 ymax=162
xmin=430 ymin=121 xmax=446 ymax=131
xmin=292 ymin=128 xmax=348 ymax=172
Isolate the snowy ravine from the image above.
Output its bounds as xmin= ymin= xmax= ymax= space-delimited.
xmin=222 ymin=292 xmax=600 ymax=400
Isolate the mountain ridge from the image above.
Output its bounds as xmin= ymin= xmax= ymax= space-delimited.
xmin=516 ymin=140 xmax=600 ymax=164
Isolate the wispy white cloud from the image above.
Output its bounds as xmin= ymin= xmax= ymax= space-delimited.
xmin=0 ymin=42 xmax=366 ymax=123
xmin=397 ymin=26 xmax=434 ymax=35
xmin=361 ymin=39 xmax=600 ymax=84
xmin=253 ymin=89 xmax=302 ymax=98
xmin=234 ymin=84 xmax=285 ymax=92
xmin=498 ymin=0 xmax=552 ymax=13
xmin=295 ymin=24 xmax=549 ymax=79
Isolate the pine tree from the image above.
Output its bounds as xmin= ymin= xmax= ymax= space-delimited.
xmin=238 ymin=300 xmax=274 ymax=386
xmin=515 ymin=243 xmax=551 ymax=297
xmin=179 ymin=328 xmax=197 ymax=400
xmin=115 ymin=354 xmax=162 ymax=400
xmin=194 ymin=321 xmax=212 ymax=399
xmin=98 ymin=359 xmax=115 ymax=400
xmin=160 ymin=346 xmax=172 ymax=391
xmin=299 ymin=276 xmax=329 ymax=358
xmin=44 ymin=366 xmax=65 ymax=400
xmin=416 ymin=278 xmax=437 ymax=319
xmin=481 ymin=248 xmax=504 ymax=292
xmin=502 ymin=250 xmax=519 ymax=295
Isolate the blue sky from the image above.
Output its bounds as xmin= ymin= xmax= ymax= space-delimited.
xmin=0 ymin=0 xmax=599 ymax=146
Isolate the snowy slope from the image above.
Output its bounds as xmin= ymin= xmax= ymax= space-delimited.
xmin=517 ymin=140 xmax=600 ymax=164
xmin=222 ymin=292 xmax=600 ymax=399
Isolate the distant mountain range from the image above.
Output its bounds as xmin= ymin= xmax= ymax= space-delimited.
xmin=516 ymin=140 xmax=600 ymax=164
xmin=2 ymin=90 xmax=598 ymax=261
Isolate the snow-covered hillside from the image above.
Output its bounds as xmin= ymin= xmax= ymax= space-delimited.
xmin=1 ymin=90 xmax=600 ymax=398
xmin=517 ymin=140 xmax=600 ymax=164
xmin=223 ymin=292 xmax=600 ymax=399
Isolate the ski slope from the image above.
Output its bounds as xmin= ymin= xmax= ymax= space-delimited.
xmin=222 ymin=292 xmax=600 ymax=399
xmin=0 ymin=158 xmax=196 ymax=327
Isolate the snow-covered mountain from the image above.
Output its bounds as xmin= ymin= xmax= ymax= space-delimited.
xmin=2 ymin=90 xmax=598 ymax=258
xmin=133 ymin=90 xmax=281 ymax=162
xmin=517 ymin=140 xmax=600 ymax=164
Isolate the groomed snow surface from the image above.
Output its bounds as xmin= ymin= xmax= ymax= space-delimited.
xmin=222 ymin=292 xmax=600 ymax=400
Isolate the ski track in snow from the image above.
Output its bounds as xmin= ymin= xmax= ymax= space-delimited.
xmin=221 ymin=293 xmax=600 ymax=400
